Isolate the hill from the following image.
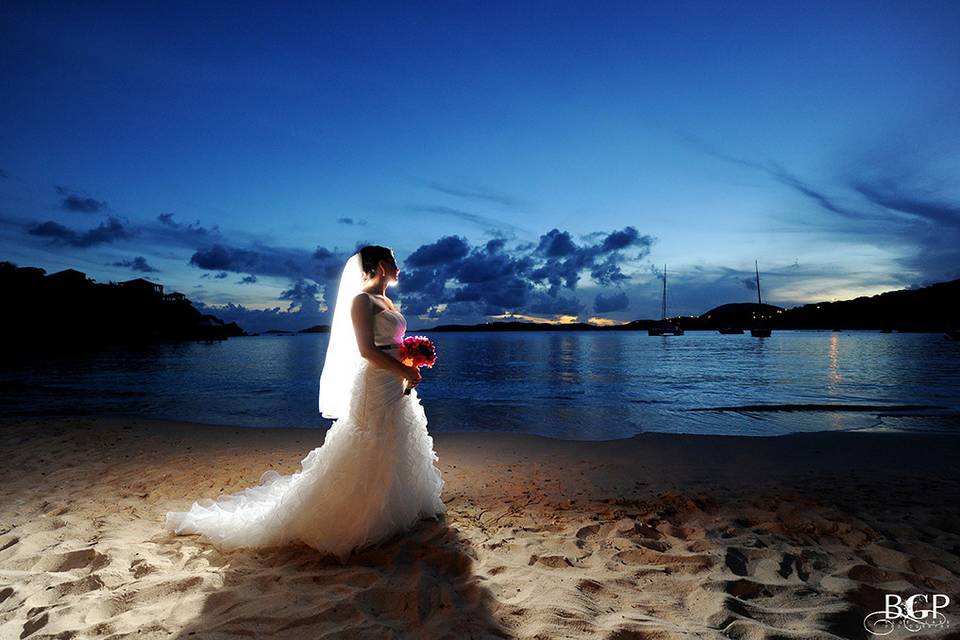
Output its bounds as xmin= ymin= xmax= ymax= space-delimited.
xmin=0 ymin=261 xmax=246 ymax=351
xmin=421 ymin=278 xmax=960 ymax=332
xmin=774 ymin=279 xmax=960 ymax=331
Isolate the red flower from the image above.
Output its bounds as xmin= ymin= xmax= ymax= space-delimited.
xmin=400 ymin=335 xmax=437 ymax=368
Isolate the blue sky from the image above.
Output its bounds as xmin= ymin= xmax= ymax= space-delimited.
xmin=2 ymin=1 xmax=958 ymax=332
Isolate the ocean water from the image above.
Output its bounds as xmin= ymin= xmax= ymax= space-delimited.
xmin=2 ymin=331 xmax=958 ymax=439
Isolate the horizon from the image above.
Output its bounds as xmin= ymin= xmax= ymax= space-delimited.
xmin=2 ymin=2 xmax=959 ymax=334
xmin=6 ymin=258 xmax=952 ymax=333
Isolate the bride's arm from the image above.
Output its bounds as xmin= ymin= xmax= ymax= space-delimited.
xmin=351 ymin=294 xmax=420 ymax=384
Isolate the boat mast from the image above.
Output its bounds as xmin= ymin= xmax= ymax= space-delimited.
xmin=662 ymin=264 xmax=667 ymax=321
xmin=755 ymin=260 xmax=762 ymax=306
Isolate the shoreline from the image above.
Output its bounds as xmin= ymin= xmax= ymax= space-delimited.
xmin=2 ymin=415 xmax=959 ymax=638
xmin=4 ymin=407 xmax=958 ymax=440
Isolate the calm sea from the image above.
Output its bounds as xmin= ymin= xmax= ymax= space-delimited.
xmin=2 ymin=331 xmax=958 ymax=439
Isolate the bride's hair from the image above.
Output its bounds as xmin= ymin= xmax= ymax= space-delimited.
xmin=358 ymin=245 xmax=394 ymax=279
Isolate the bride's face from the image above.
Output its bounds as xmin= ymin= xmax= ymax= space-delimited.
xmin=380 ymin=255 xmax=400 ymax=286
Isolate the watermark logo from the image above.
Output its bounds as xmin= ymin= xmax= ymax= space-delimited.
xmin=863 ymin=594 xmax=950 ymax=636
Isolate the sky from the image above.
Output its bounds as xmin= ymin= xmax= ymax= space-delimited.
xmin=2 ymin=0 xmax=959 ymax=332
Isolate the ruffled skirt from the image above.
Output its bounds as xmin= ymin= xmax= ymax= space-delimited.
xmin=164 ymin=359 xmax=446 ymax=561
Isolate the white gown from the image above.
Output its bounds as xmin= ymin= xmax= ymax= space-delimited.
xmin=164 ymin=307 xmax=446 ymax=561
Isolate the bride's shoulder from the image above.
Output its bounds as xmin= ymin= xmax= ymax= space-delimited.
xmin=352 ymin=292 xmax=374 ymax=308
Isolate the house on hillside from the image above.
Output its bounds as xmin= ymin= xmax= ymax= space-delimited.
xmin=47 ymin=268 xmax=89 ymax=287
xmin=163 ymin=291 xmax=187 ymax=302
xmin=118 ymin=278 xmax=163 ymax=296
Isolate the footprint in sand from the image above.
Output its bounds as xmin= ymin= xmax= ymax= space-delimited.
xmin=21 ymin=611 xmax=49 ymax=638
xmin=31 ymin=548 xmax=110 ymax=573
xmin=529 ymin=554 xmax=573 ymax=568
xmin=724 ymin=548 xmax=750 ymax=577
xmin=129 ymin=558 xmax=156 ymax=578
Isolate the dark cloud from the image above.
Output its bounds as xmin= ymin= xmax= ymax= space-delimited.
xmin=528 ymin=226 xmax=654 ymax=294
xmin=590 ymin=255 xmax=631 ymax=286
xmin=187 ymin=238 xmax=353 ymax=325
xmin=159 ymin=212 xmax=211 ymax=230
xmin=337 ymin=217 xmax=367 ymax=226
xmin=107 ymin=256 xmax=159 ymax=273
xmin=279 ymin=279 xmax=322 ymax=313
xmin=27 ymin=216 xmax=134 ymax=247
xmin=601 ymin=226 xmax=653 ymax=253
xmin=850 ymin=181 xmax=960 ymax=229
xmin=157 ymin=213 xmax=219 ymax=235
xmin=741 ymin=276 xmax=757 ymax=291
xmin=189 ymin=225 xmax=653 ymax=328
xmin=127 ymin=213 xmax=225 ymax=252
xmin=56 ymin=186 xmax=106 ymax=213
xmin=594 ymin=291 xmax=629 ymax=313
xmin=537 ymin=229 xmax=577 ymax=257
xmin=406 ymin=235 xmax=470 ymax=268
xmin=187 ymin=241 xmax=347 ymax=285
xmin=396 ymin=226 xmax=654 ymax=322
xmin=189 ymin=244 xmax=261 ymax=272
xmin=485 ymin=237 xmax=506 ymax=254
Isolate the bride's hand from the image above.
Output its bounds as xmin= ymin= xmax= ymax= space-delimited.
xmin=403 ymin=365 xmax=422 ymax=388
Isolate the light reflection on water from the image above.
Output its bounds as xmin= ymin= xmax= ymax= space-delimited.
xmin=2 ymin=331 xmax=958 ymax=439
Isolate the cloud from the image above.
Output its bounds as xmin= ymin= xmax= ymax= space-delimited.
xmin=337 ymin=217 xmax=367 ymax=226
xmin=193 ymin=301 xmax=318 ymax=334
xmin=396 ymin=225 xmax=655 ymax=322
xmin=594 ymin=291 xmax=629 ymax=313
xmin=426 ymin=182 xmax=518 ymax=207
xmin=850 ymin=180 xmax=960 ymax=229
xmin=203 ymin=224 xmax=645 ymax=325
xmin=529 ymin=226 xmax=654 ymax=294
xmin=601 ymin=226 xmax=653 ymax=253
xmin=158 ymin=212 xmax=220 ymax=233
xmin=56 ymin=186 xmax=106 ymax=213
xmin=27 ymin=216 xmax=134 ymax=247
xmin=189 ymin=244 xmax=262 ymax=272
xmin=590 ymin=255 xmax=631 ymax=286
xmin=93 ymin=212 xmax=226 ymax=255
xmin=187 ymin=239 xmax=354 ymax=322
xmin=537 ymin=229 xmax=577 ymax=257
xmin=107 ymin=256 xmax=159 ymax=273
xmin=684 ymin=129 xmax=960 ymax=285
xmin=279 ymin=279 xmax=322 ymax=313
xmin=406 ymin=235 xmax=470 ymax=268
xmin=406 ymin=204 xmax=526 ymax=234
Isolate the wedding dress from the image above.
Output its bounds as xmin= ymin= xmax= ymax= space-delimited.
xmin=165 ymin=287 xmax=446 ymax=562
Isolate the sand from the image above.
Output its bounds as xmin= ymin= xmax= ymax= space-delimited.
xmin=1 ymin=415 xmax=959 ymax=639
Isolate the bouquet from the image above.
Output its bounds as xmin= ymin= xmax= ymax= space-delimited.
xmin=399 ymin=335 xmax=437 ymax=395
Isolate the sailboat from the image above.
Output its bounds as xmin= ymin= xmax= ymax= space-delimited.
xmin=750 ymin=260 xmax=772 ymax=337
xmin=648 ymin=265 xmax=684 ymax=336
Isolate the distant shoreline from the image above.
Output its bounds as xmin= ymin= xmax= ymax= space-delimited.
xmin=251 ymin=325 xmax=954 ymax=335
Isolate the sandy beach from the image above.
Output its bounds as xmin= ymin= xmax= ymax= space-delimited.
xmin=1 ymin=416 xmax=959 ymax=639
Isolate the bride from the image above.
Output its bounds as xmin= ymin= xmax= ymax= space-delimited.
xmin=165 ymin=246 xmax=446 ymax=562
